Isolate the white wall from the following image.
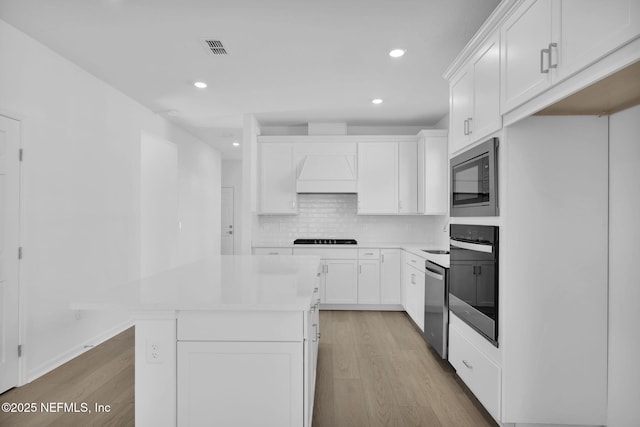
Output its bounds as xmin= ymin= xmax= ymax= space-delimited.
xmin=0 ymin=19 xmax=221 ymax=382
xmin=608 ymin=104 xmax=640 ymax=427
xmin=222 ymin=159 xmax=242 ymax=254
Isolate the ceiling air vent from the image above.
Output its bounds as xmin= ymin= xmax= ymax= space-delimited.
xmin=202 ymin=39 xmax=229 ymax=55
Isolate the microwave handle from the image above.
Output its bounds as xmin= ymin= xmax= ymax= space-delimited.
xmin=450 ymin=239 xmax=493 ymax=254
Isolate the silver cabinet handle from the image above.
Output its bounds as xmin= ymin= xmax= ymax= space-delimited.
xmin=540 ymin=47 xmax=550 ymax=73
xmin=411 ymin=273 xmax=416 ymax=284
xmin=477 ymin=265 xmax=482 ymax=275
xmin=467 ymin=117 xmax=473 ymax=134
xmin=411 ymin=259 xmax=417 ymax=263
xmin=359 ymin=265 xmax=362 ymax=274
xmin=381 ymin=254 xmax=385 ymax=263
xmin=364 ymin=252 xmax=374 ymax=256
xmin=312 ymin=324 xmax=319 ymax=342
xmin=269 ymin=252 xmax=278 ymax=255
xmin=462 ymin=360 xmax=472 ymax=369
xmin=463 ymin=119 xmax=469 ymax=135
xmin=326 ymin=264 xmax=329 ymax=274
xmin=548 ymin=42 xmax=558 ymax=69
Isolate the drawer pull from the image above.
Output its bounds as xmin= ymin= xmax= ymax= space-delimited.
xmin=462 ymin=360 xmax=473 ymax=370
xmin=268 ymin=252 xmax=278 ymax=255
xmin=364 ymin=252 xmax=374 ymax=256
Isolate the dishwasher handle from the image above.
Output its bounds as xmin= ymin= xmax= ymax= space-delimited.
xmin=425 ymin=267 xmax=444 ymax=281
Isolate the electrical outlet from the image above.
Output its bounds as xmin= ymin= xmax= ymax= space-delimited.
xmin=146 ymin=340 xmax=163 ymax=364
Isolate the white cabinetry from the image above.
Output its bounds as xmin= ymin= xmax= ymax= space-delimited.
xmin=402 ymin=251 xmax=426 ymax=331
xmin=417 ymin=130 xmax=448 ymax=215
xmin=501 ymin=0 xmax=640 ymax=113
xmin=325 ymin=259 xmax=358 ymax=304
xmin=380 ymin=249 xmax=401 ymax=304
xmin=398 ymin=142 xmax=418 ymax=214
xmin=448 ymin=314 xmax=501 ymax=421
xmin=358 ymin=249 xmax=381 ymax=304
xmin=357 ymin=142 xmax=398 ymax=214
xmin=259 ymin=142 xmax=296 ymax=214
xmin=357 ymin=141 xmax=418 ymax=214
xmin=450 ymin=32 xmax=501 ymax=154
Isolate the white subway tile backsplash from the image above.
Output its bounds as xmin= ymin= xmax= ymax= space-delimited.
xmin=255 ymin=194 xmax=448 ymax=245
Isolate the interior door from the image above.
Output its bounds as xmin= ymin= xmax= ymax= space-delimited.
xmin=0 ymin=115 xmax=21 ymax=393
xmin=220 ymin=187 xmax=234 ymax=255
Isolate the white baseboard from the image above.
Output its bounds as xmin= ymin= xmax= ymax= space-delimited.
xmin=25 ymin=318 xmax=134 ymax=384
xmin=320 ymin=304 xmax=403 ymax=311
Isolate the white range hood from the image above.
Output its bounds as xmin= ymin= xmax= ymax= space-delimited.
xmin=296 ymin=153 xmax=357 ymax=193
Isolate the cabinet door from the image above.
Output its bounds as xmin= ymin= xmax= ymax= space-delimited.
xmin=358 ymin=260 xmax=380 ymax=304
xmin=555 ymin=0 xmax=640 ymax=81
xmin=398 ymin=142 xmax=418 ymax=214
xmin=406 ymin=267 xmax=425 ymax=332
xmin=450 ymin=68 xmax=473 ymax=154
xmin=260 ymin=143 xmax=297 ymax=214
xmin=324 ymin=259 xmax=358 ymax=304
xmin=357 ymin=143 xmax=398 ymax=214
xmin=501 ymin=0 xmax=553 ymax=113
xmin=420 ymin=134 xmax=449 ymax=215
xmin=380 ymin=249 xmax=401 ymax=304
xmin=472 ymin=32 xmax=502 ymax=141
xmin=178 ymin=341 xmax=303 ymax=426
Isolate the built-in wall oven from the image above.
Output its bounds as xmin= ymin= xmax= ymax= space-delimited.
xmin=449 ymin=224 xmax=499 ymax=346
xmin=450 ymin=138 xmax=498 ymax=217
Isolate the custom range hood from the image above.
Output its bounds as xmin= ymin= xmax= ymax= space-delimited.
xmin=296 ymin=153 xmax=357 ymax=193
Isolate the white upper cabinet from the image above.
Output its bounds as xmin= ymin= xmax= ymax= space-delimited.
xmin=501 ymin=0 xmax=640 ymax=113
xmin=450 ymin=31 xmax=501 ymax=154
xmin=417 ymin=130 xmax=448 ymax=215
xmin=259 ymin=142 xmax=297 ymax=215
xmin=554 ymin=0 xmax=640 ymax=81
xmin=501 ymin=0 xmax=554 ymax=113
xmin=398 ymin=142 xmax=418 ymax=214
xmin=357 ymin=142 xmax=399 ymax=214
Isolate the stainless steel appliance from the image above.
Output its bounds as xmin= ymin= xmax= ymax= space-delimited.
xmin=423 ymin=259 xmax=449 ymax=359
xmin=449 ymin=224 xmax=499 ymax=346
xmin=450 ymin=138 xmax=498 ymax=217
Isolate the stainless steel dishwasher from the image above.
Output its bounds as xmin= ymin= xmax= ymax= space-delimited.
xmin=424 ymin=260 xmax=449 ymax=359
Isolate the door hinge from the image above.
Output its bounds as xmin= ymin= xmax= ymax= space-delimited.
xmin=18 ymin=247 xmax=23 ymax=260
xmin=19 ymin=149 xmax=23 ymax=162
xmin=18 ymin=345 xmax=22 ymax=357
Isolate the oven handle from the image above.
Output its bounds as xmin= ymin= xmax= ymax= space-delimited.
xmin=450 ymin=238 xmax=493 ymax=254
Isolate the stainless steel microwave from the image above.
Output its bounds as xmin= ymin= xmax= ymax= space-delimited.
xmin=450 ymin=138 xmax=498 ymax=217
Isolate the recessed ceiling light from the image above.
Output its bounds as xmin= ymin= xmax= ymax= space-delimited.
xmin=389 ymin=49 xmax=406 ymax=58
xmin=372 ymin=98 xmax=383 ymax=105
xmin=193 ymin=81 xmax=207 ymax=89
xmin=232 ymin=142 xmax=240 ymax=147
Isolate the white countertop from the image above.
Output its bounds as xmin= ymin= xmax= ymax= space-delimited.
xmin=253 ymin=241 xmax=450 ymax=268
xmin=72 ymin=255 xmax=321 ymax=312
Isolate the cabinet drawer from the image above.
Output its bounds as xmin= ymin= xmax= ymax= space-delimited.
xmin=178 ymin=311 xmax=303 ymax=342
xmin=448 ymin=325 xmax=501 ymax=420
xmin=293 ymin=248 xmax=357 ymax=259
xmin=403 ymin=251 xmax=425 ymax=268
xmin=253 ymin=247 xmax=293 ymax=255
xmin=358 ymin=249 xmax=380 ymax=260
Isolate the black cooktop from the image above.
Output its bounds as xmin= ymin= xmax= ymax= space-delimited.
xmin=293 ymin=239 xmax=357 ymax=245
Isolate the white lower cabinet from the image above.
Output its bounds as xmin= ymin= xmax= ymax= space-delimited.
xmin=402 ymin=251 xmax=426 ymax=331
xmin=358 ymin=259 xmax=380 ymax=304
xmin=448 ymin=318 xmax=501 ymax=422
xmin=178 ymin=341 xmax=303 ymax=427
xmin=380 ymin=249 xmax=401 ymax=304
xmin=325 ymin=259 xmax=358 ymax=304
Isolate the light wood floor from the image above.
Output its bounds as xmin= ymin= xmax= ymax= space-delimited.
xmin=0 ymin=327 xmax=134 ymax=427
xmin=0 ymin=311 xmax=497 ymax=426
xmin=312 ymin=310 xmax=498 ymax=427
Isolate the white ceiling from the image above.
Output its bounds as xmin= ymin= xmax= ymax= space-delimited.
xmin=0 ymin=0 xmax=499 ymax=158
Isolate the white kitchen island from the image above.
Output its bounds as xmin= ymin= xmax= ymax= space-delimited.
xmin=74 ymin=255 xmax=322 ymax=427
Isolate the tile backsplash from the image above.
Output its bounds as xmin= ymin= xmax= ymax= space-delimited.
xmin=255 ymin=194 xmax=448 ymax=246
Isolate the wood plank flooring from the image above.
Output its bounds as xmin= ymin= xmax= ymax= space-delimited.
xmin=0 ymin=327 xmax=134 ymax=427
xmin=313 ymin=311 xmax=498 ymax=427
xmin=0 ymin=311 xmax=498 ymax=426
